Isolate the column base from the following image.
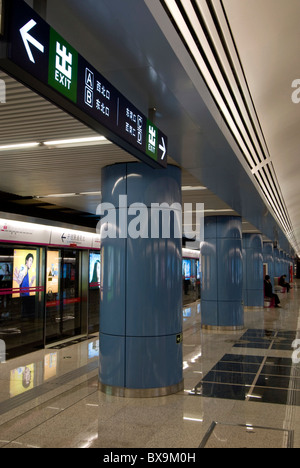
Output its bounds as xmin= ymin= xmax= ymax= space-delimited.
xmin=201 ymin=324 xmax=244 ymax=332
xmin=99 ymin=380 xmax=184 ymax=398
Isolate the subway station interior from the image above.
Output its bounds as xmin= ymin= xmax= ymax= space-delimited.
xmin=0 ymin=0 xmax=299 ymax=449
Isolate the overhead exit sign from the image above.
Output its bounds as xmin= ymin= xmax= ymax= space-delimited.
xmin=48 ymin=27 xmax=78 ymax=103
xmin=0 ymin=0 xmax=168 ymax=168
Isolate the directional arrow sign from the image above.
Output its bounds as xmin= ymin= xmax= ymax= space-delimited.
xmin=3 ymin=0 xmax=168 ymax=169
xmin=20 ymin=19 xmax=44 ymax=63
xmin=157 ymin=130 xmax=168 ymax=168
xmin=159 ymin=137 xmax=166 ymax=161
xmin=61 ymin=234 xmax=66 ymax=242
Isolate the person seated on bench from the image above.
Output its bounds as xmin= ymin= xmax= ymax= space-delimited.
xmin=264 ymin=275 xmax=281 ymax=307
xmin=279 ymin=275 xmax=290 ymax=292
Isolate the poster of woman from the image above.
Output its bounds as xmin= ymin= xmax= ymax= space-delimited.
xmin=13 ymin=250 xmax=37 ymax=298
xmin=89 ymin=252 xmax=101 ymax=288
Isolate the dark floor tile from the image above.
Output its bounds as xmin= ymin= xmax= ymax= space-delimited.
xmin=203 ymin=370 xmax=255 ymax=386
xmin=249 ymin=387 xmax=290 ymax=405
xmin=240 ymin=336 xmax=272 ymax=344
xmin=220 ymin=354 xmax=264 ymax=364
xmin=271 ymin=343 xmax=294 ymax=350
xmin=233 ymin=342 xmax=270 ymax=349
xmin=212 ymin=361 xmax=260 ymax=374
xmin=256 ymin=374 xmax=293 ymax=390
xmin=265 ymin=357 xmax=294 ymax=367
xmin=243 ymin=329 xmax=275 ymax=338
xmin=200 ymin=382 xmax=249 ymax=401
xmin=261 ymin=364 xmax=293 ymax=377
xmin=277 ymin=331 xmax=297 ymax=339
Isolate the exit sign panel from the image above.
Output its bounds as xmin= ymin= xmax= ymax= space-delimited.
xmin=48 ymin=27 xmax=78 ymax=103
xmin=1 ymin=0 xmax=168 ymax=168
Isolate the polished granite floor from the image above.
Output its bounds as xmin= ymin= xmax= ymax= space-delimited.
xmin=0 ymin=282 xmax=299 ymax=448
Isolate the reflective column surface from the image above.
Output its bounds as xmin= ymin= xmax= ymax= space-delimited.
xmin=0 ymin=281 xmax=299 ymax=448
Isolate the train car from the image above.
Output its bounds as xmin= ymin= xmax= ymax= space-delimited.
xmin=0 ymin=216 xmax=100 ymax=359
xmin=182 ymin=248 xmax=201 ymax=305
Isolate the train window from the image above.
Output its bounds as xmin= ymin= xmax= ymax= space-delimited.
xmin=0 ymin=246 xmax=44 ymax=358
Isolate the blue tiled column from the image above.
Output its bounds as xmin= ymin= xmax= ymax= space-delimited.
xmin=274 ymin=247 xmax=281 ymax=278
xmin=243 ymin=234 xmax=264 ymax=307
xmin=279 ymin=250 xmax=284 ymax=277
xmin=283 ymin=252 xmax=289 ymax=279
xmin=99 ymin=163 xmax=183 ymax=397
xmin=263 ymin=242 xmax=274 ymax=288
xmin=201 ymin=216 xmax=244 ymax=330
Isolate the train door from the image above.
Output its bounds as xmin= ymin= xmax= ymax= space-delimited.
xmin=0 ymin=246 xmax=44 ymax=359
xmin=45 ymin=249 xmax=84 ymax=346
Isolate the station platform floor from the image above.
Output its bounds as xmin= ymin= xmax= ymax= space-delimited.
xmin=0 ymin=282 xmax=299 ymax=449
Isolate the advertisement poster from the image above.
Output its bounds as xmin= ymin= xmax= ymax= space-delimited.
xmin=10 ymin=364 xmax=35 ymax=397
xmin=46 ymin=251 xmax=59 ymax=294
xmin=44 ymin=353 xmax=57 ymax=381
xmin=182 ymin=259 xmax=191 ymax=279
xmin=89 ymin=252 xmax=101 ymax=288
xmin=0 ymin=262 xmax=12 ymax=283
xmin=13 ymin=250 xmax=37 ymax=298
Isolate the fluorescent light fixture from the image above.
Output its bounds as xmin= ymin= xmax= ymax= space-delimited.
xmin=43 ymin=136 xmax=110 ymax=148
xmin=35 ymin=191 xmax=101 ymax=199
xmin=163 ymin=0 xmax=258 ymax=170
xmin=0 ymin=142 xmax=40 ymax=151
xmin=79 ymin=191 xmax=101 ymax=196
xmin=204 ymin=209 xmax=234 ymax=213
xmin=0 ymin=136 xmax=111 ymax=151
xmin=182 ymin=186 xmax=207 ymax=191
xmin=35 ymin=193 xmax=77 ymax=199
xmin=183 ymin=417 xmax=203 ymax=422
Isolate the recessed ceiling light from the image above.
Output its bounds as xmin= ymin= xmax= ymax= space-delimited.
xmin=0 ymin=142 xmax=40 ymax=150
xmin=182 ymin=186 xmax=207 ymax=191
xmin=43 ymin=136 xmax=110 ymax=148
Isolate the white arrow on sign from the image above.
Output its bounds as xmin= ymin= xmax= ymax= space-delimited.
xmin=159 ymin=137 xmax=166 ymax=160
xmin=20 ymin=19 xmax=45 ymax=64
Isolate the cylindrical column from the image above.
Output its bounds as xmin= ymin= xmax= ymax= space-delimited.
xmin=99 ymin=163 xmax=183 ymax=397
xmin=243 ymin=233 xmax=264 ymax=307
xmin=201 ymin=216 xmax=243 ymax=330
xmin=263 ymin=242 xmax=274 ymax=288
xmin=274 ymin=247 xmax=280 ymax=278
xmin=279 ymin=250 xmax=284 ymax=277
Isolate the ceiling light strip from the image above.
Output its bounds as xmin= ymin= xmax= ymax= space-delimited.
xmin=180 ymin=0 xmax=262 ymax=167
xmin=197 ymin=0 xmax=268 ymax=165
xmin=193 ymin=0 xmax=264 ymax=164
xmin=210 ymin=0 xmax=271 ymax=160
xmin=44 ymin=136 xmax=107 ymax=146
xmin=266 ymin=163 xmax=295 ymax=231
xmin=254 ymin=171 xmax=290 ymax=234
xmin=259 ymin=168 xmax=291 ymax=233
xmin=161 ymin=0 xmax=297 ymax=253
xmin=163 ymin=0 xmax=256 ymax=170
xmin=0 ymin=142 xmax=40 ymax=150
xmin=256 ymin=161 xmax=293 ymax=233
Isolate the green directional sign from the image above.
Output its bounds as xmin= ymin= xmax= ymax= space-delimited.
xmin=48 ymin=28 xmax=78 ymax=103
xmin=1 ymin=0 xmax=168 ymax=168
xmin=146 ymin=120 xmax=158 ymax=161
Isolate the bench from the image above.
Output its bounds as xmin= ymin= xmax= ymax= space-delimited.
xmin=264 ymin=296 xmax=275 ymax=308
xmin=274 ymin=277 xmax=287 ymax=294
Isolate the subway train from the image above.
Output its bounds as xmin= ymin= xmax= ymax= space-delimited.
xmin=182 ymin=248 xmax=201 ymax=305
xmin=0 ymin=216 xmax=100 ymax=359
xmin=0 ymin=217 xmax=201 ymax=360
